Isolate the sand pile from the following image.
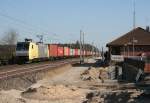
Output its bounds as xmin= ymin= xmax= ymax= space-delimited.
xmin=0 ymin=89 xmax=50 ymax=103
xmin=80 ymin=67 xmax=109 ymax=82
xmin=22 ymin=84 xmax=85 ymax=102
xmin=0 ymin=89 xmax=23 ymax=103
xmin=0 ymin=84 xmax=86 ymax=103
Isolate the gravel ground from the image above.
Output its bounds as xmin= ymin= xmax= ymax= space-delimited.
xmin=0 ymin=58 xmax=150 ymax=103
xmin=0 ymin=58 xmax=93 ymax=103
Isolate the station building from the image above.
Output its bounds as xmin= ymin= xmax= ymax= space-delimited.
xmin=106 ymin=27 xmax=150 ymax=57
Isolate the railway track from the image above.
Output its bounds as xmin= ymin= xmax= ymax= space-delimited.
xmin=0 ymin=59 xmax=78 ymax=80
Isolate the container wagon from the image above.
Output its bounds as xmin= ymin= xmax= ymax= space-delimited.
xmin=70 ymin=49 xmax=74 ymax=57
xmin=78 ymin=49 xmax=80 ymax=56
xmin=48 ymin=44 xmax=58 ymax=59
xmin=83 ymin=51 xmax=85 ymax=56
xmin=0 ymin=45 xmax=16 ymax=65
xmin=75 ymin=49 xmax=78 ymax=57
xmin=57 ymin=46 xmax=64 ymax=58
xmin=37 ymin=43 xmax=49 ymax=61
xmin=64 ymin=47 xmax=70 ymax=58
xmin=87 ymin=51 xmax=91 ymax=56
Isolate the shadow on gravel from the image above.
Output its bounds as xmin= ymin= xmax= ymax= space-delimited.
xmin=83 ymin=91 xmax=132 ymax=103
xmin=133 ymin=93 xmax=150 ymax=103
xmin=83 ymin=89 xmax=150 ymax=103
xmin=72 ymin=63 xmax=95 ymax=67
xmin=94 ymin=59 xmax=109 ymax=67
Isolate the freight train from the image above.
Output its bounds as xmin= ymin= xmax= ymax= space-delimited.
xmin=0 ymin=39 xmax=98 ymax=65
xmin=15 ymin=39 xmax=95 ymax=63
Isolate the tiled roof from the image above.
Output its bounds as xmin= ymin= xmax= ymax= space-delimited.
xmin=107 ymin=27 xmax=150 ymax=46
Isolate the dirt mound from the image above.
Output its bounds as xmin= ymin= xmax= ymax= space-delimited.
xmin=0 ymin=89 xmax=24 ymax=103
xmin=22 ymin=84 xmax=86 ymax=102
xmin=80 ymin=67 xmax=109 ymax=82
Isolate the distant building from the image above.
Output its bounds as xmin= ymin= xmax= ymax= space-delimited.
xmin=106 ymin=27 xmax=150 ymax=57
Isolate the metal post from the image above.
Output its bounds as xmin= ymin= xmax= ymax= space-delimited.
xmin=133 ymin=0 xmax=136 ymax=29
xmin=133 ymin=38 xmax=135 ymax=56
xmin=127 ymin=45 xmax=129 ymax=57
xmin=80 ymin=30 xmax=83 ymax=64
xmin=124 ymin=46 xmax=125 ymax=56
xmin=124 ymin=44 xmax=127 ymax=57
xmin=102 ymin=46 xmax=104 ymax=61
xmin=132 ymin=38 xmax=138 ymax=56
xmin=132 ymin=0 xmax=136 ymax=56
xmin=70 ymin=41 xmax=71 ymax=57
xmin=92 ymin=42 xmax=94 ymax=58
xmin=82 ymin=32 xmax=84 ymax=62
xmin=128 ymin=43 xmax=131 ymax=57
xmin=109 ymin=46 xmax=112 ymax=62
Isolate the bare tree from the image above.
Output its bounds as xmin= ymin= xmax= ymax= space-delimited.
xmin=1 ymin=29 xmax=18 ymax=45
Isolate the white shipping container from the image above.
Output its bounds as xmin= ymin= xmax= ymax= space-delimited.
xmin=72 ymin=49 xmax=75 ymax=56
xmin=78 ymin=49 xmax=80 ymax=56
xmin=37 ymin=43 xmax=49 ymax=58
xmin=70 ymin=49 xmax=74 ymax=56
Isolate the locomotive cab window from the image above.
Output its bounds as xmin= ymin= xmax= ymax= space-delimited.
xmin=32 ymin=45 xmax=34 ymax=49
xmin=16 ymin=42 xmax=29 ymax=50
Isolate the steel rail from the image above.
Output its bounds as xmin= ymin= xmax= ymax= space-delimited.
xmin=0 ymin=59 xmax=78 ymax=80
xmin=0 ymin=60 xmax=68 ymax=75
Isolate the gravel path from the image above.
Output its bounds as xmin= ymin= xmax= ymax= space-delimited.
xmin=0 ymin=58 xmax=95 ymax=103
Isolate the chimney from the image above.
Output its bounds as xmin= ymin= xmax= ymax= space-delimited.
xmin=146 ymin=26 xmax=149 ymax=32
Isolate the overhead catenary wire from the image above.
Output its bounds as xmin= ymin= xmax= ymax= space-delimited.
xmin=0 ymin=16 xmax=42 ymax=36
xmin=0 ymin=11 xmax=45 ymax=34
xmin=0 ymin=10 xmax=82 ymax=44
xmin=0 ymin=10 xmax=63 ymax=42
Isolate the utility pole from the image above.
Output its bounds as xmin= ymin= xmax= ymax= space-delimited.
xmin=82 ymin=32 xmax=85 ymax=62
xmin=95 ymin=45 xmax=97 ymax=57
xmin=133 ymin=0 xmax=136 ymax=29
xmin=132 ymin=0 xmax=136 ymax=56
xmin=80 ymin=30 xmax=83 ymax=64
xmin=102 ymin=46 xmax=104 ymax=61
xmin=92 ymin=42 xmax=94 ymax=58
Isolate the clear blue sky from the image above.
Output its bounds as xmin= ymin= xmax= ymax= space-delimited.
xmin=0 ymin=0 xmax=150 ymax=49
